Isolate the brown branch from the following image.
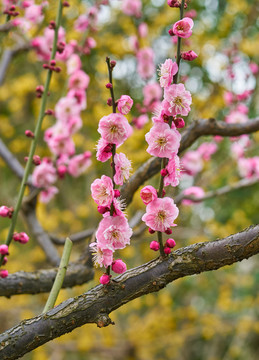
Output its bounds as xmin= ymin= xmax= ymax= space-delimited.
xmin=175 ymin=176 xmax=259 ymax=204
xmin=0 ymin=22 xmax=14 ymax=33
xmin=0 ymin=139 xmax=32 ymax=184
xmin=0 ymin=224 xmax=258 ymax=360
xmin=0 ymin=261 xmax=94 ymax=298
xmin=0 ymin=43 xmax=31 ymax=86
xmin=120 ymin=118 xmax=259 ymax=206
xmin=22 ymin=198 xmax=61 ymax=266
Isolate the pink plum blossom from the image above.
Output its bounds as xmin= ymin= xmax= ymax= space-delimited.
xmin=121 ymin=0 xmax=142 ymax=18
xmin=91 ymin=175 xmax=114 ymax=207
xmin=145 ymin=122 xmax=181 ymax=158
xmin=112 ymin=259 xmax=127 ymax=274
xmin=159 ymin=59 xmax=178 ymax=88
xmin=138 ymin=22 xmax=148 ymax=38
xmin=181 ymin=50 xmax=198 ymax=61
xmin=47 ymin=135 xmax=75 ymax=156
xmin=98 ymin=113 xmax=132 ymax=146
xmin=25 ymin=4 xmax=44 ymax=24
xmin=223 ymin=91 xmax=234 ymax=106
xmin=74 ymin=14 xmax=89 ymax=32
xmin=117 ymin=95 xmax=133 ymax=115
xmin=163 ymin=154 xmax=181 ymax=187
xmin=96 ymin=138 xmax=113 ymax=162
xmin=173 ymin=17 xmax=194 ymax=38
xmin=236 ymin=104 xmax=248 ymax=114
xmin=182 ymin=186 xmax=205 ymax=205
xmin=142 ymin=197 xmax=179 ymax=232
xmin=197 ymin=142 xmax=218 ymax=161
xmin=238 ymin=157 xmax=259 ymax=179
xmin=96 ymin=215 xmax=132 ymax=250
xmin=140 ymin=185 xmax=158 ymax=205
xmin=68 ymin=152 xmax=91 ymax=177
xmin=132 ymin=114 xmax=149 ymax=129
xmin=143 ymin=83 xmax=162 ymax=107
xmin=66 ymin=54 xmax=82 ymax=75
xmin=114 ymin=153 xmax=132 ymax=185
xmin=68 ymin=70 xmax=90 ymax=90
xmin=90 ymin=242 xmax=114 ymax=268
xmin=32 ymin=158 xmax=57 ymax=188
xmin=67 ymin=89 xmax=87 ymax=111
xmin=163 ymin=83 xmax=192 ymax=116
xmin=40 ymin=186 xmax=59 ymax=203
xmin=136 ymin=48 xmax=155 ymax=79
xmin=181 ymin=151 xmax=203 ymax=176
xmin=55 ymin=97 xmax=81 ymax=122
xmin=249 ymin=62 xmax=259 ymax=75
xmin=225 ymin=110 xmax=249 ymax=124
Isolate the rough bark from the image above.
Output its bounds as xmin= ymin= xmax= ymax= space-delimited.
xmin=0 ymin=224 xmax=258 ymax=360
xmin=121 ymin=118 xmax=259 ymax=206
xmin=0 ymin=262 xmax=94 ymax=297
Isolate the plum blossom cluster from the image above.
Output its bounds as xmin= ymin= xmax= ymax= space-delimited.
xmin=30 ymin=13 xmax=99 ymax=202
xmin=140 ymin=2 xmax=199 ymax=254
xmin=222 ymin=48 xmax=259 ymax=181
xmin=121 ymin=1 xmax=155 ymax=81
xmin=90 ymin=62 xmax=134 ymax=284
xmin=0 ymin=207 xmax=30 ymax=278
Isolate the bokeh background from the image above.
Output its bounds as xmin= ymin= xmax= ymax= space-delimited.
xmin=0 ymin=0 xmax=259 ymax=359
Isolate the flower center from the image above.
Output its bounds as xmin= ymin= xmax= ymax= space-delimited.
xmin=156 ymin=136 xmax=167 ymax=148
xmin=157 ymin=210 xmax=166 ymax=222
xmin=110 ymin=125 xmax=118 ymax=133
xmin=173 ymin=96 xmax=185 ymax=108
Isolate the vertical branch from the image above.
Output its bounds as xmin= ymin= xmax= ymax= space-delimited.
xmin=43 ymin=238 xmax=73 ymax=313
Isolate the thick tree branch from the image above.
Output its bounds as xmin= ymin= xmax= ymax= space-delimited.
xmin=0 ymin=224 xmax=258 ymax=360
xmin=0 ymin=261 xmax=94 ymax=297
xmin=121 ymin=118 xmax=259 ymax=206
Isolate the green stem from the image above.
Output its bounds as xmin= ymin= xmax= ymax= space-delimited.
xmin=43 ymin=237 xmax=73 ymax=313
xmin=0 ymin=0 xmax=63 ymax=267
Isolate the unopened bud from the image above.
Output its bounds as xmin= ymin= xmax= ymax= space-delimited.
xmin=160 ymin=168 xmax=168 ymax=177
xmin=114 ymin=189 xmax=121 ymax=198
xmin=107 ymin=97 xmax=113 ymax=106
xmin=48 ymin=20 xmax=56 ymax=29
xmin=110 ymin=60 xmax=116 ymax=68
xmin=150 ymin=241 xmax=160 ymax=251
xmin=33 ymin=155 xmax=41 ymax=166
xmin=25 ymin=130 xmax=34 ymax=138
xmin=164 ymin=247 xmax=171 ymax=255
